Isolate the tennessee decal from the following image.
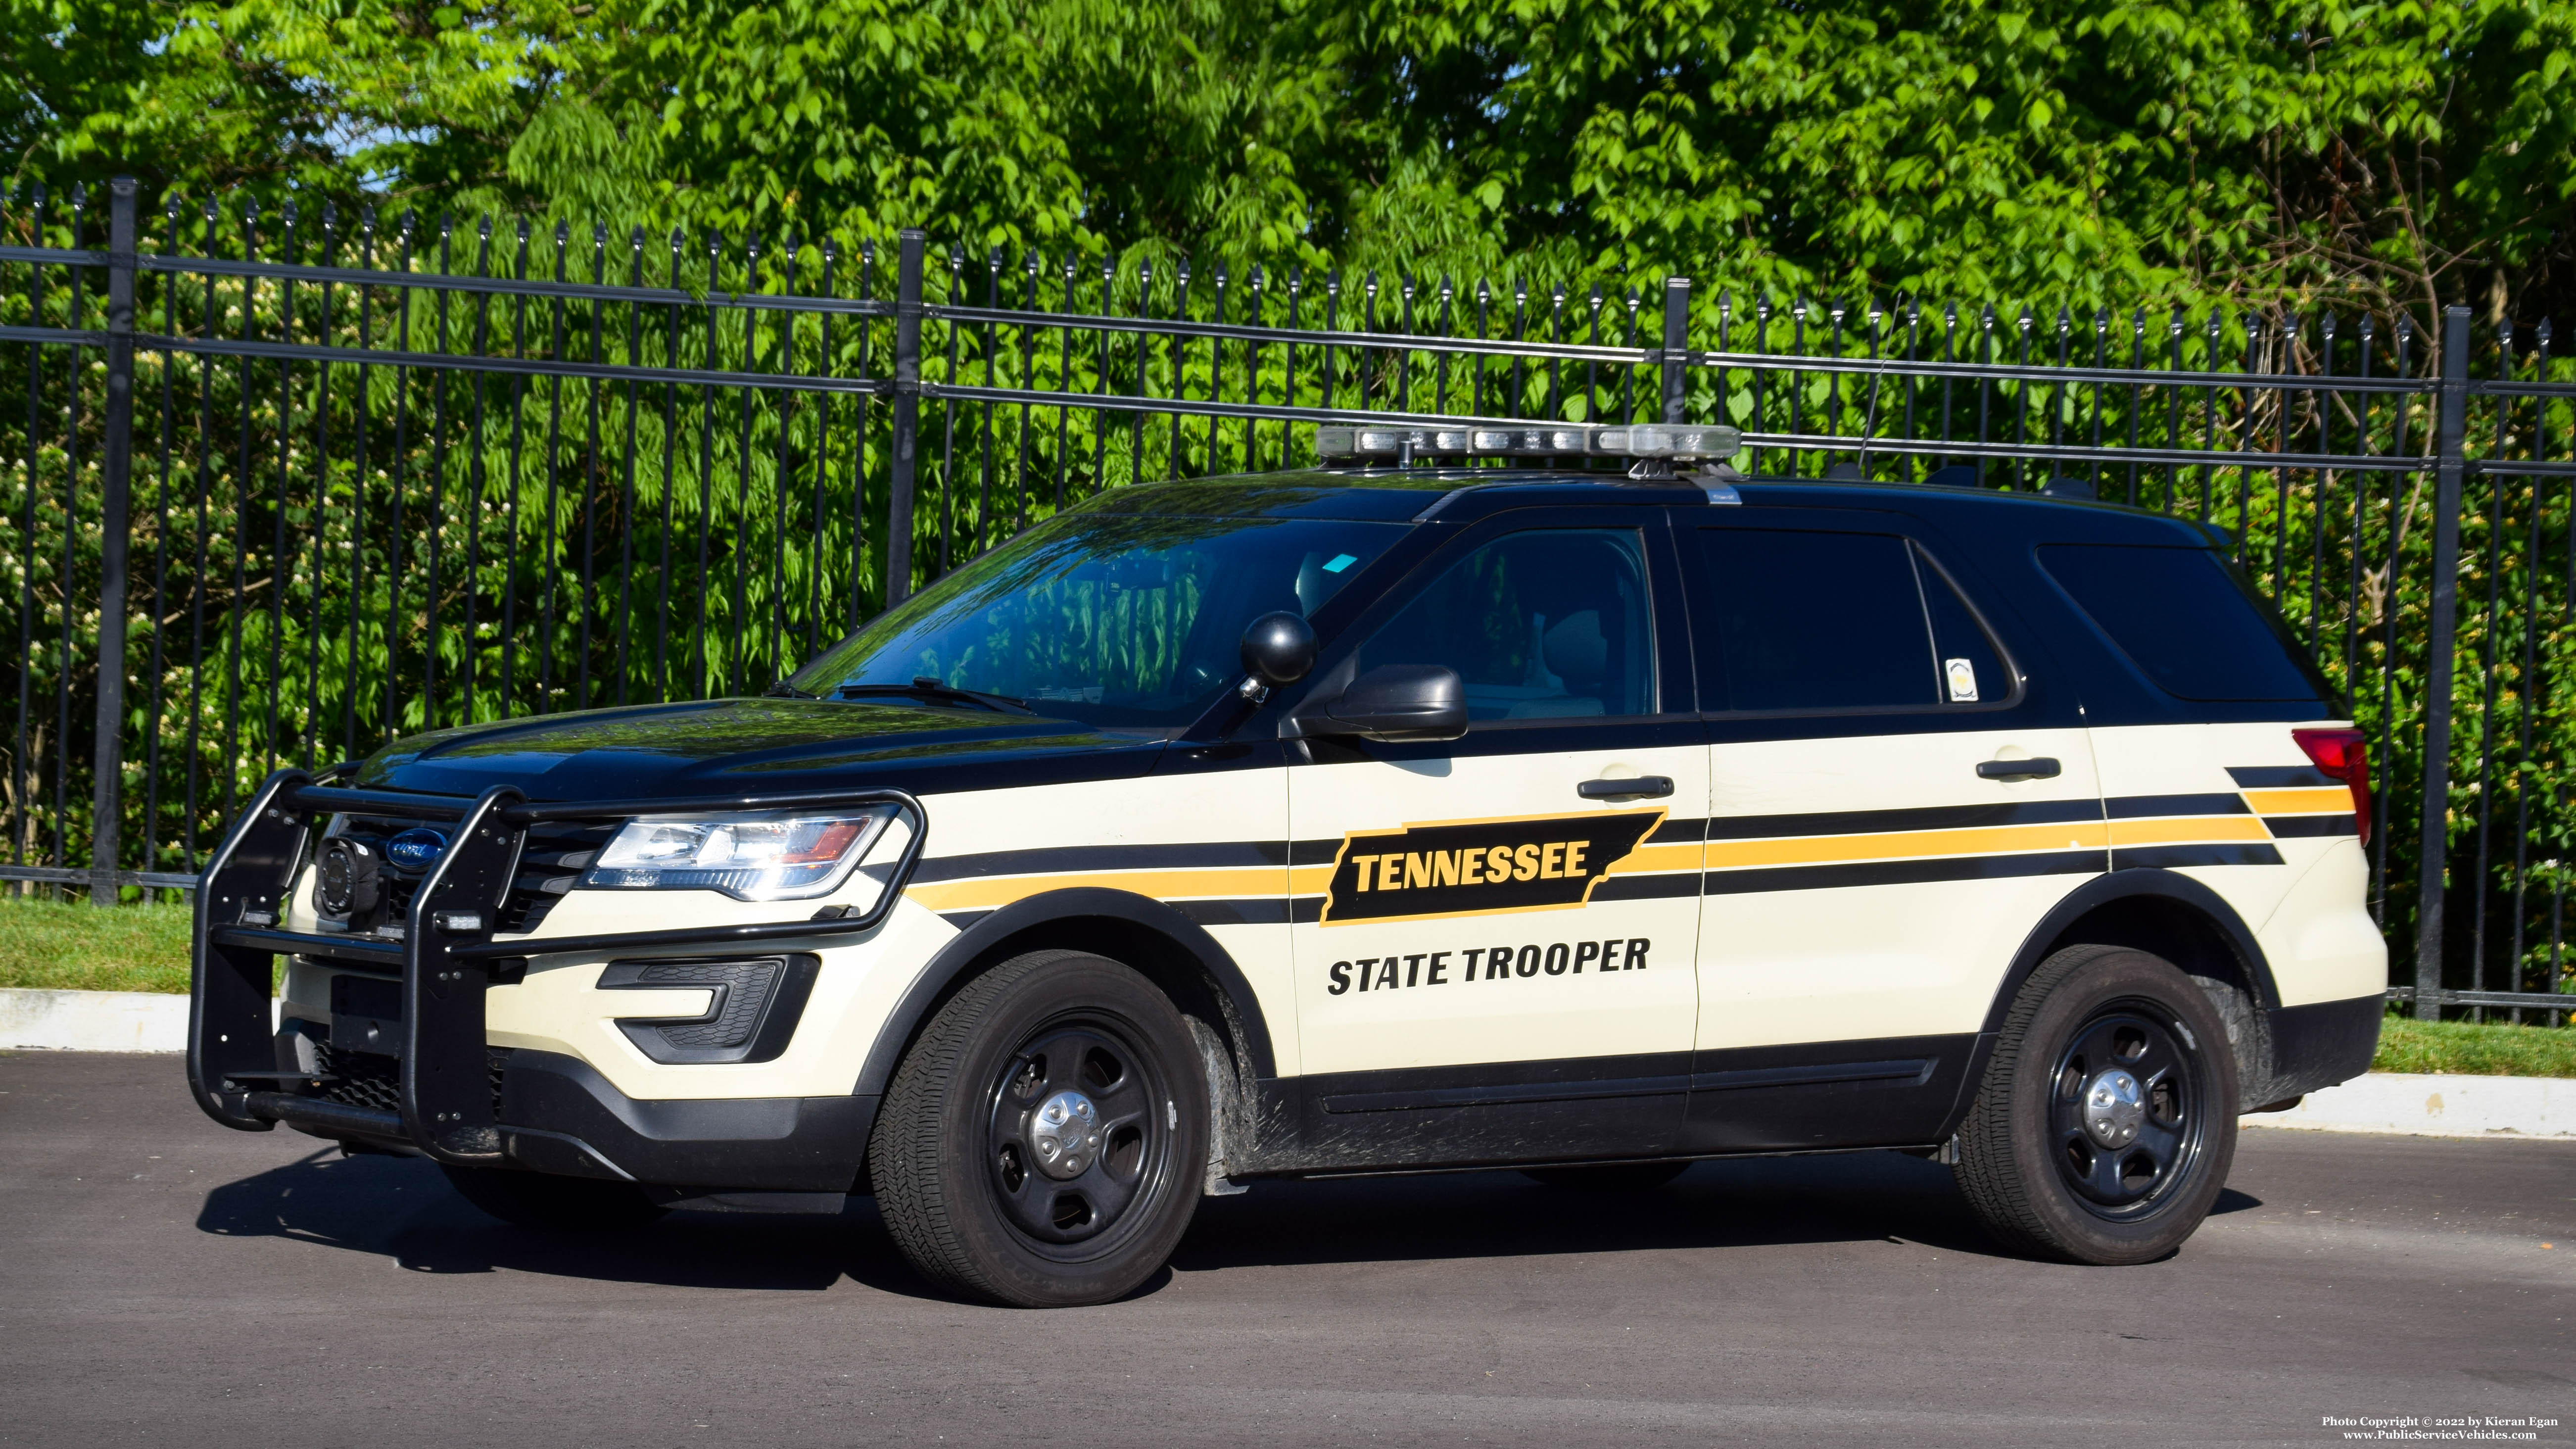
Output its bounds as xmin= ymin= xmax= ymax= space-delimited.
xmin=1321 ymin=809 xmax=1665 ymax=925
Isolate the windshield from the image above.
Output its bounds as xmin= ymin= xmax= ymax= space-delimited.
xmin=789 ymin=513 xmax=1410 ymax=727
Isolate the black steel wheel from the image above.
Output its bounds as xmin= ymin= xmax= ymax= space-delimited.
xmin=439 ymin=1163 xmax=667 ymax=1230
xmin=1955 ymin=944 xmax=2237 ymax=1265
xmin=870 ymin=950 xmax=1208 ymax=1307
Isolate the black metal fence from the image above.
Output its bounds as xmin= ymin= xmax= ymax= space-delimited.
xmin=4 ymin=177 xmax=2571 ymax=1023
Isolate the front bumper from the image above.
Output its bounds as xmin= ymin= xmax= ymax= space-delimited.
xmin=188 ymin=769 xmax=924 ymax=1175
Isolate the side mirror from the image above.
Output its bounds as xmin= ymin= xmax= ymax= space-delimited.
xmin=1240 ymin=612 xmax=1317 ymax=690
xmin=1312 ymin=664 xmax=1468 ymax=742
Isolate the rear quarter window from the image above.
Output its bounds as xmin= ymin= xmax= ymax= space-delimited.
xmin=2037 ymin=543 xmax=2326 ymax=702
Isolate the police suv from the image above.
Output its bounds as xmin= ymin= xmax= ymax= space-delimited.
xmin=188 ymin=423 xmax=2385 ymax=1307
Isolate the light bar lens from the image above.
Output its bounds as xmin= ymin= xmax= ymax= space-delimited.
xmin=583 ymin=808 xmax=895 ymax=901
xmin=1316 ymin=422 xmax=1738 ymax=461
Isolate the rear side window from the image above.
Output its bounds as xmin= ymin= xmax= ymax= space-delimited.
xmin=1694 ymin=529 xmax=2010 ymax=712
xmin=2038 ymin=544 xmax=2322 ymax=701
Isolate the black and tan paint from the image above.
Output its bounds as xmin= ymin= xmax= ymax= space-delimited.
xmin=900 ymin=764 xmax=2360 ymax=928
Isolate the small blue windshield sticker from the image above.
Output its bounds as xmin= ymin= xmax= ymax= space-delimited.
xmin=1322 ymin=553 xmax=1357 ymax=573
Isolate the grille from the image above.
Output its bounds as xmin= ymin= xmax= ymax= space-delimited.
xmin=312 ymin=1040 xmax=399 ymax=1113
xmin=323 ymin=815 xmax=617 ymax=934
xmin=310 ymin=1041 xmax=510 ymax=1119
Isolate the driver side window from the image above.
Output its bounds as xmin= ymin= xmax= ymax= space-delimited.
xmin=1353 ymin=529 xmax=1656 ymax=721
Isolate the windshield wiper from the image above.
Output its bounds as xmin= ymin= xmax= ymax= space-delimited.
xmin=763 ymin=680 xmax=821 ymax=699
xmin=835 ymin=678 xmax=1036 ymax=715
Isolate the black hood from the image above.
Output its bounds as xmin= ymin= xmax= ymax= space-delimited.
xmin=354 ymin=697 xmax=1165 ymax=802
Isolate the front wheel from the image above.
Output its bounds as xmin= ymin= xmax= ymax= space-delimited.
xmin=1954 ymin=944 xmax=2237 ymax=1265
xmin=869 ymin=950 xmax=1209 ymax=1307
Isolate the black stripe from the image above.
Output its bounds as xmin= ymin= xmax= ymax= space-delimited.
xmin=910 ymin=840 xmax=1286 ymax=883
xmin=2263 ymin=814 xmax=2357 ymax=838
xmin=1288 ymin=837 xmax=1345 ymax=866
xmin=1692 ymin=1058 xmax=1932 ymax=1091
xmin=1319 ymin=1074 xmax=1692 ymax=1114
xmin=1703 ymin=849 xmax=2105 ymax=895
xmin=1172 ymin=898 xmax=1295 ymax=926
xmin=2115 ymin=843 xmax=2286 ymax=868
xmin=2106 ymin=792 xmax=2247 ymax=819
xmin=1590 ymin=872 xmax=1705 ymax=902
xmin=1649 ymin=816 xmax=1709 ymax=844
xmin=1291 ymin=896 xmax=1325 ymax=924
xmin=940 ymin=910 xmax=994 ymax=931
xmin=1703 ymin=798 xmax=2101 ymax=842
xmin=2228 ymin=765 xmax=2337 ymax=788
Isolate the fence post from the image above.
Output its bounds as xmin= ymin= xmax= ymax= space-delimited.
xmin=2412 ymin=304 xmax=2472 ymax=1017
xmin=87 ymin=178 xmax=138 ymax=906
xmin=884 ymin=229 xmax=925 ymax=608
xmin=1660 ymin=278 xmax=1691 ymax=424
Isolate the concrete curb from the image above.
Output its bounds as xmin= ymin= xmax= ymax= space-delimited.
xmin=0 ymin=987 xmax=276 ymax=1053
xmin=2243 ymin=1071 xmax=2573 ymax=1139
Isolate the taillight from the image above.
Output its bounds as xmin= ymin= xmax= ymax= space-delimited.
xmin=2292 ymin=728 xmax=2372 ymax=845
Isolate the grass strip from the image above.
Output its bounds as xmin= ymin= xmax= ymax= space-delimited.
xmin=2372 ymin=1012 xmax=2576 ymax=1079
xmin=0 ymin=893 xmax=199 ymax=993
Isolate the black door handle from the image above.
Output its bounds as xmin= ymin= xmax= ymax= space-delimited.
xmin=1577 ymin=775 xmax=1675 ymax=800
xmin=1976 ymin=757 xmax=2061 ymax=781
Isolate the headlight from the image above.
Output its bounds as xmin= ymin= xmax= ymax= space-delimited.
xmin=581 ymin=808 xmax=896 ymax=901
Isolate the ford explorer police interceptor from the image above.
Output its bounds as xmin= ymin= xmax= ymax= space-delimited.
xmin=187 ymin=422 xmax=2385 ymax=1307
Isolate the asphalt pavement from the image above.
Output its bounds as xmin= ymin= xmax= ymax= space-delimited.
xmin=1 ymin=1050 xmax=2568 ymax=1448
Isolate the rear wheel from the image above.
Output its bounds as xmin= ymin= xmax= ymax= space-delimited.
xmin=1521 ymin=1161 xmax=1690 ymax=1191
xmin=869 ymin=950 xmax=1208 ymax=1307
xmin=1954 ymin=944 xmax=2237 ymax=1264
xmin=439 ymin=1164 xmax=667 ymax=1230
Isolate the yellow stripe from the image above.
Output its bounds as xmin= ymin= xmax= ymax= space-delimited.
xmin=1705 ymin=821 xmax=2111 ymax=871
xmin=2244 ymin=786 xmax=2352 ymax=815
xmin=910 ymin=808 xmax=2290 ymax=913
xmin=906 ymin=866 xmax=1288 ymax=914
xmin=2108 ymin=815 xmax=2275 ymax=847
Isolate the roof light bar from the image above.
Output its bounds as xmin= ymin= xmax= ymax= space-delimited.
xmin=1315 ymin=422 xmax=1739 ymax=463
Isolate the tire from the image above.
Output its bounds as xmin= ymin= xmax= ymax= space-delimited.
xmin=869 ymin=949 xmax=1209 ymax=1307
xmin=1954 ymin=944 xmax=2238 ymax=1265
xmin=1521 ymin=1161 xmax=1690 ymax=1191
xmin=439 ymin=1164 xmax=668 ymax=1230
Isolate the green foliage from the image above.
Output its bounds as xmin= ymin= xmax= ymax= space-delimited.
xmin=16 ymin=0 xmax=2576 ymax=313
xmin=2373 ymin=1011 xmax=2576 ymax=1076
xmin=0 ymin=891 xmax=201 ymax=992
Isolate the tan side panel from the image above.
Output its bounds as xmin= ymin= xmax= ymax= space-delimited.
xmin=1699 ymin=726 xmax=2102 ymax=1050
xmin=1289 ymin=741 xmax=1706 ymax=1075
xmin=2255 ymin=840 xmax=2387 ymax=1007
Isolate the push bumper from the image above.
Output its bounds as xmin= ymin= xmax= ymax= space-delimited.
xmin=188 ymin=769 xmax=923 ymax=1179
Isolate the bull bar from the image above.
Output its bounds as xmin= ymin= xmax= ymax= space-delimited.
xmin=185 ymin=769 xmax=929 ymax=1165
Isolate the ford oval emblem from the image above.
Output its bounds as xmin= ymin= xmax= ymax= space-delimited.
xmin=384 ymin=827 xmax=449 ymax=871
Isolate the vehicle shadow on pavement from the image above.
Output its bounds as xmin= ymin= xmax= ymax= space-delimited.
xmin=1169 ymin=1152 xmax=2265 ymax=1273
xmin=192 ymin=1145 xmax=2266 ymax=1298
xmin=194 ymin=1147 xmax=927 ymax=1294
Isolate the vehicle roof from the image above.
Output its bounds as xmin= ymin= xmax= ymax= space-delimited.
xmin=1085 ymin=467 xmax=2230 ymax=546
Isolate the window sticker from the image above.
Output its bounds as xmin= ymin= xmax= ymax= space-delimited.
xmin=1945 ymin=657 xmax=1979 ymax=703
xmin=1321 ymin=553 xmax=1358 ymax=573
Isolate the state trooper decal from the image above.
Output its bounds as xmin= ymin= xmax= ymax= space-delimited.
xmin=1321 ymin=809 xmax=1665 ymax=925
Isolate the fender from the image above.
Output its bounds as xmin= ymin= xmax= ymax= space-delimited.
xmin=1936 ymin=868 xmax=2284 ymax=1141
xmin=1978 ymin=868 xmax=2283 ymax=1037
xmin=851 ymin=887 xmax=1279 ymax=1098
